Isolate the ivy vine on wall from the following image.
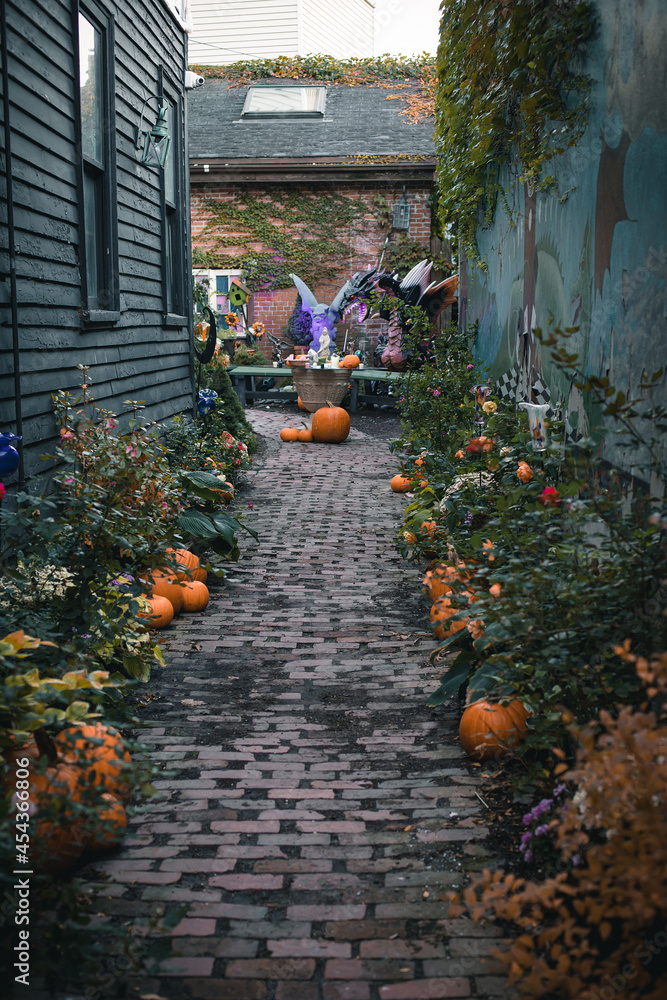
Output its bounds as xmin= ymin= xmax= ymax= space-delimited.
xmin=435 ymin=0 xmax=595 ymax=264
xmin=192 ymin=188 xmax=368 ymax=291
xmin=192 ymin=188 xmax=442 ymax=292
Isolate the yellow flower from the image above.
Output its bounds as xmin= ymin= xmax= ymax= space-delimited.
xmin=482 ymin=400 xmax=497 ymax=415
xmin=403 ymin=531 xmax=417 ymax=545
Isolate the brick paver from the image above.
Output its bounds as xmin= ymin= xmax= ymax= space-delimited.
xmin=79 ymin=409 xmax=505 ymax=1000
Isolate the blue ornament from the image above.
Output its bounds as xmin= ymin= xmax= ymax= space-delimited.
xmin=197 ymin=389 xmax=218 ymax=416
xmin=0 ymin=433 xmax=21 ymax=477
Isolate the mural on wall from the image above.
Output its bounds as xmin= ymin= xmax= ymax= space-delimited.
xmin=465 ymin=0 xmax=667 ymax=467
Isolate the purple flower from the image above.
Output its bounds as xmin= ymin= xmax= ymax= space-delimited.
xmin=571 ymin=854 xmax=581 ymax=867
xmin=520 ymin=831 xmax=532 ymax=849
xmin=553 ymin=784 xmax=567 ymax=797
xmin=535 ymin=824 xmax=550 ymax=837
xmin=522 ymin=813 xmax=533 ymax=826
xmin=523 ymin=849 xmax=533 ymax=862
xmin=432 ymin=389 xmax=441 ymax=397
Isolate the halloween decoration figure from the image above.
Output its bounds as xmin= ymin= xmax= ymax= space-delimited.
xmin=289 ymin=269 xmax=379 ymax=353
xmin=377 ymin=261 xmax=459 ymax=371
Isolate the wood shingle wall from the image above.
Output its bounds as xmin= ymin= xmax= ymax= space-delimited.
xmin=0 ymin=0 xmax=193 ymax=484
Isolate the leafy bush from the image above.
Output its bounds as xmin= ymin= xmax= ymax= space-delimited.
xmin=449 ymin=648 xmax=667 ymax=1000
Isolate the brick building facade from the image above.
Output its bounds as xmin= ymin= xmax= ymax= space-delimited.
xmin=188 ymin=79 xmax=439 ymax=355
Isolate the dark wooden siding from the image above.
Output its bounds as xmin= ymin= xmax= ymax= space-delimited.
xmin=0 ymin=0 xmax=193 ymax=485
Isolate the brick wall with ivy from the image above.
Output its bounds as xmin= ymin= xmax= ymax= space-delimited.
xmin=190 ymin=180 xmax=435 ymax=344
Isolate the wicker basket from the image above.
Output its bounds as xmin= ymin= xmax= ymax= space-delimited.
xmin=290 ymin=368 xmax=351 ymax=412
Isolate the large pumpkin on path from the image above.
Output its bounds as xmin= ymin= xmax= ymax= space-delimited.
xmin=312 ymin=402 xmax=350 ymax=443
xmin=459 ymin=700 xmax=529 ymax=760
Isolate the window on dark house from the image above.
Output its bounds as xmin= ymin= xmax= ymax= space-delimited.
xmin=161 ymin=85 xmax=186 ymax=322
xmin=78 ymin=3 xmax=118 ymax=319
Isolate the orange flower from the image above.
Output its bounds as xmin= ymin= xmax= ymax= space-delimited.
xmin=467 ymin=619 xmax=485 ymax=640
xmin=517 ymin=461 xmax=533 ymax=483
xmin=482 ymin=539 xmax=495 ymax=561
xmin=403 ymin=531 xmax=417 ymax=544
xmin=455 ymin=449 xmax=465 ymax=459
xmin=489 ymin=583 xmax=502 ymax=597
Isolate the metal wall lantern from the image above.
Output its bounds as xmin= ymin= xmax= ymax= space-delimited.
xmin=392 ymin=189 xmax=411 ymax=230
xmin=135 ymin=96 xmax=171 ymax=169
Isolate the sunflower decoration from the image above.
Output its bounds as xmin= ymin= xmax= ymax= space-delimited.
xmin=224 ymin=311 xmax=239 ymax=329
xmin=251 ymin=321 xmax=265 ymax=338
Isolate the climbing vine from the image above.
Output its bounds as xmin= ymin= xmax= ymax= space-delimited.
xmin=189 ymin=55 xmax=437 ymax=124
xmin=435 ymin=0 xmax=595 ymax=263
xmin=190 ymin=54 xmax=435 ymax=86
xmin=193 ymin=188 xmax=368 ymax=291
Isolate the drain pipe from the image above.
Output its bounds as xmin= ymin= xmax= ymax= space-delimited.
xmin=1 ymin=0 xmax=24 ymax=487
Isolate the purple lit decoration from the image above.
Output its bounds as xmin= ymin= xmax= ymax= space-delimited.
xmin=0 ymin=433 xmax=21 ymax=477
xmin=197 ymin=389 xmax=218 ymax=416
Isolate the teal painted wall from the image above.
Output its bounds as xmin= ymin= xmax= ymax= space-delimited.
xmin=462 ymin=0 xmax=666 ymax=463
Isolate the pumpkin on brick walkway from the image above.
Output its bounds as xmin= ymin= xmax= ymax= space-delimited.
xmin=459 ymin=699 xmax=530 ymax=760
xmin=311 ymin=402 xmax=350 ymax=443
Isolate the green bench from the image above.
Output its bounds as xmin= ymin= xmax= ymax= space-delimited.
xmin=226 ymin=365 xmax=402 ymax=413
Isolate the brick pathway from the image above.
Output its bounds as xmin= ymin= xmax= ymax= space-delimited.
xmin=82 ymin=410 xmax=506 ymax=1000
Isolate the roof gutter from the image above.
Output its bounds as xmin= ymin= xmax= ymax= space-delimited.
xmin=190 ymin=156 xmax=436 ymax=184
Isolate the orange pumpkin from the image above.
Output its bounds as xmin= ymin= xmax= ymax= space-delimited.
xmin=86 ymin=793 xmax=127 ymax=851
xmin=55 ymin=723 xmax=132 ymax=799
xmin=312 ymin=402 xmax=350 ymax=443
xmin=137 ymin=594 xmax=174 ymax=628
xmin=422 ymin=567 xmax=454 ymax=602
xmin=430 ymin=597 xmax=462 ymax=639
xmin=192 ymin=566 xmax=208 ymax=583
xmin=297 ymin=396 xmax=308 ymax=411
xmin=165 ymin=547 xmax=198 ymax=570
xmin=459 ymin=700 xmax=529 ymax=760
xmin=181 ymin=580 xmax=210 ymax=612
xmin=280 ymin=427 xmax=299 ymax=442
xmin=341 ymin=354 xmax=360 ymax=369
xmin=29 ymin=764 xmax=87 ymax=872
xmin=391 ymin=475 xmax=413 ymax=492
xmin=297 ymin=428 xmax=313 ymax=442
xmin=151 ymin=574 xmax=184 ymax=613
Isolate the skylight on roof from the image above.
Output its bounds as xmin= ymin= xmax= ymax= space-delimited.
xmin=242 ymin=87 xmax=326 ymax=119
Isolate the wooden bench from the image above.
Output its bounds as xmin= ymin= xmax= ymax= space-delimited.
xmin=226 ymin=365 xmax=402 ymax=413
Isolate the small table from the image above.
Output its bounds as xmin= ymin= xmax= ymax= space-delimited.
xmin=227 ymin=365 xmax=402 ymax=413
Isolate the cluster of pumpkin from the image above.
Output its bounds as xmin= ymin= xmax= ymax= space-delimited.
xmin=5 ymin=722 xmax=131 ymax=872
xmin=423 ymin=564 xmax=529 ymax=759
xmin=281 ymin=402 xmax=351 ymax=445
xmin=138 ymin=547 xmax=209 ymax=628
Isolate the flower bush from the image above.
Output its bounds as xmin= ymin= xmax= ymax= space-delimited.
xmin=393 ymin=330 xmax=666 ymax=788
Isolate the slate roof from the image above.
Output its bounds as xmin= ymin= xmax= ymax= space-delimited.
xmin=187 ymin=78 xmax=436 ymax=160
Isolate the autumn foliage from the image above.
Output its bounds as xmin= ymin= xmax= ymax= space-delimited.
xmin=449 ymin=647 xmax=667 ymax=999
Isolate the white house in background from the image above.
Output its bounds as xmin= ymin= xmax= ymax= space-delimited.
xmin=188 ymin=0 xmax=374 ymax=65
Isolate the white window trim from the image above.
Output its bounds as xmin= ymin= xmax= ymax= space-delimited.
xmin=158 ymin=0 xmax=192 ymax=33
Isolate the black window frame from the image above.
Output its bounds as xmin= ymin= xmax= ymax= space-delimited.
xmin=75 ymin=0 xmax=119 ymax=325
xmin=160 ymin=67 xmax=187 ymax=326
